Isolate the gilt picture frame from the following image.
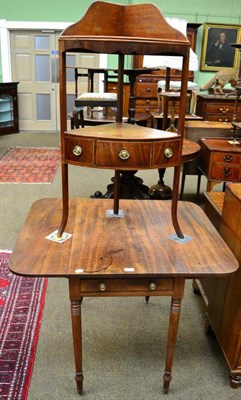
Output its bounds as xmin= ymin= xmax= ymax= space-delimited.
xmin=200 ymin=23 xmax=241 ymax=72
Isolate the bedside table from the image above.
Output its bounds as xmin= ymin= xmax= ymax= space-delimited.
xmin=199 ymin=138 xmax=241 ymax=191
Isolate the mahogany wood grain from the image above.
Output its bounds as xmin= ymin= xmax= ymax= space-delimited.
xmin=196 ymin=183 xmax=241 ymax=388
xmin=204 ymin=191 xmax=224 ymax=231
xmin=199 ymin=138 xmax=241 ymax=191
xmin=10 ymin=198 xmax=238 ymax=278
xmin=9 ymin=197 xmax=238 ymax=395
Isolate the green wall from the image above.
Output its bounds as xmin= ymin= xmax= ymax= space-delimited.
xmin=0 ymin=0 xmax=241 ymax=85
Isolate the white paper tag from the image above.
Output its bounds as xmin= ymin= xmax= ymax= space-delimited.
xmin=45 ymin=230 xmax=72 ymax=243
xmin=124 ymin=267 xmax=135 ymax=272
xmin=75 ymin=268 xmax=84 ymax=273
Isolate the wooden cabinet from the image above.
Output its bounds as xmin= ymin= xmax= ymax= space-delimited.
xmin=199 ymin=138 xmax=241 ymax=191
xmin=199 ymin=183 xmax=241 ymax=388
xmin=196 ymin=94 xmax=241 ymax=122
xmin=133 ymin=23 xmax=201 ymax=116
xmin=0 ymin=82 xmax=19 ymax=134
xmin=106 ymin=81 xmax=130 ymax=117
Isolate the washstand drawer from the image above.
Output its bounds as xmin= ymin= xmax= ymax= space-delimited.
xmin=64 ymin=137 xmax=95 ymax=165
xmin=152 ymin=139 xmax=181 ymax=167
xmin=80 ymin=278 xmax=174 ymax=294
xmin=96 ymin=140 xmax=152 ymax=168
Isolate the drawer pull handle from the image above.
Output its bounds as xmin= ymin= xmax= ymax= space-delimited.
xmin=99 ymin=283 xmax=106 ymax=292
xmin=220 ymin=108 xmax=229 ymax=114
xmin=73 ymin=145 xmax=83 ymax=156
xmin=149 ymin=282 xmax=157 ymax=291
xmin=119 ymin=149 xmax=130 ymax=160
xmin=224 ymin=154 xmax=233 ymax=162
xmin=146 ymin=87 xmax=151 ymax=92
xmin=164 ymin=148 xmax=173 ymax=158
xmin=222 ymin=167 xmax=231 ymax=177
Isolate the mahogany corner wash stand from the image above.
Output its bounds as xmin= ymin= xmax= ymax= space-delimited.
xmin=10 ymin=1 xmax=239 ymax=396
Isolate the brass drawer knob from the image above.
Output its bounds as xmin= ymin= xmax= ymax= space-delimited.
xmin=99 ymin=283 xmax=106 ymax=292
xmin=119 ymin=149 xmax=130 ymax=160
xmin=224 ymin=154 xmax=233 ymax=162
xmin=149 ymin=282 xmax=157 ymax=291
xmin=73 ymin=145 xmax=83 ymax=156
xmin=164 ymin=148 xmax=173 ymax=158
xmin=220 ymin=108 xmax=229 ymax=114
xmin=222 ymin=167 xmax=231 ymax=177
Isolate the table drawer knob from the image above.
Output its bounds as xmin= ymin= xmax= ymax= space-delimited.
xmin=99 ymin=283 xmax=106 ymax=292
xmin=73 ymin=145 xmax=83 ymax=156
xmin=149 ymin=282 xmax=157 ymax=291
xmin=164 ymin=148 xmax=173 ymax=158
xmin=119 ymin=149 xmax=130 ymax=160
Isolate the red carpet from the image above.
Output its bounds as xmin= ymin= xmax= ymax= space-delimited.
xmin=0 ymin=147 xmax=60 ymax=183
xmin=0 ymin=252 xmax=48 ymax=399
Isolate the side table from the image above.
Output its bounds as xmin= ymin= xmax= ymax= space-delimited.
xmin=199 ymin=138 xmax=241 ymax=191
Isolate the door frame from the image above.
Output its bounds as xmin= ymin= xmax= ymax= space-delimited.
xmin=0 ymin=20 xmax=107 ymax=86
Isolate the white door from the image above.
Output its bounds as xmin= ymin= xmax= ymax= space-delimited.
xmin=10 ymin=30 xmax=101 ymax=131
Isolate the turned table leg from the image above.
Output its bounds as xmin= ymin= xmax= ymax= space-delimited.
xmin=163 ymin=278 xmax=185 ymax=393
xmin=69 ymin=279 xmax=84 ymax=395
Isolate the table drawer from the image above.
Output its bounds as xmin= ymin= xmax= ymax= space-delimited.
xmin=96 ymin=140 xmax=152 ymax=168
xmin=65 ymin=137 xmax=95 ymax=165
xmin=210 ymin=166 xmax=240 ymax=181
xmin=80 ymin=278 xmax=174 ymax=294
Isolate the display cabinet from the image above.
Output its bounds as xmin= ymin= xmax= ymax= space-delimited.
xmin=0 ymin=82 xmax=19 ymax=134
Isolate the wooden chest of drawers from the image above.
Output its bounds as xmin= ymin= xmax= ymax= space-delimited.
xmin=196 ymin=94 xmax=241 ymax=122
xmin=199 ymin=138 xmax=241 ymax=191
xmin=134 ymin=74 xmax=161 ymax=114
xmin=197 ymin=183 xmax=241 ymax=388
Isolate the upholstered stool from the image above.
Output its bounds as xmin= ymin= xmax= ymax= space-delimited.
xmin=74 ymin=92 xmax=118 ymax=125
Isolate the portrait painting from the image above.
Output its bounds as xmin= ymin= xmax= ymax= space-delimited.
xmin=200 ymin=23 xmax=241 ymax=72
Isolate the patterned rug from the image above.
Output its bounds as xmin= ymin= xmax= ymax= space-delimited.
xmin=0 ymin=251 xmax=48 ymax=399
xmin=0 ymin=147 xmax=60 ymax=183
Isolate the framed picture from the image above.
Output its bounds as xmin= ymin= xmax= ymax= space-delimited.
xmin=200 ymin=23 xmax=241 ymax=71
